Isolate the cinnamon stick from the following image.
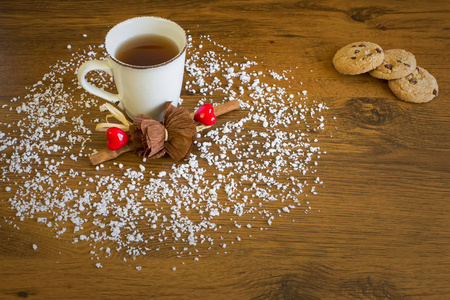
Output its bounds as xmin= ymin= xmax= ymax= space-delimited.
xmin=190 ymin=100 xmax=241 ymax=119
xmin=89 ymin=142 xmax=134 ymax=166
xmin=214 ymin=100 xmax=241 ymax=116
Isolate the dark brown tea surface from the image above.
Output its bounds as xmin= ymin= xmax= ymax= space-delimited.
xmin=115 ymin=34 xmax=179 ymax=67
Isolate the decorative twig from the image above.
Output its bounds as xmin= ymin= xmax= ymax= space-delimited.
xmin=89 ymin=143 xmax=134 ymax=165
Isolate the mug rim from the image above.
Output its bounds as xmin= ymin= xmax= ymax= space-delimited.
xmin=105 ymin=16 xmax=187 ymax=70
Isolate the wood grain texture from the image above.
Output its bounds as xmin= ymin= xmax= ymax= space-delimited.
xmin=1 ymin=0 xmax=449 ymax=299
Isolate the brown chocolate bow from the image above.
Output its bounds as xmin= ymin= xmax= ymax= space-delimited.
xmin=130 ymin=103 xmax=197 ymax=161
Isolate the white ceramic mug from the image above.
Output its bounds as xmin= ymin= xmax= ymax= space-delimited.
xmin=77 ymin=16 xmax=187 ymax=121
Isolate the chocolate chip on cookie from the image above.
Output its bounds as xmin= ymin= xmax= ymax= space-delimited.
xmin=369 ymin=49 xmax=417 ymax=80
xmin=388 ymin=66 xmax=439 ymax=103
xmin=333 ymin=41 xmax=385 ymax=75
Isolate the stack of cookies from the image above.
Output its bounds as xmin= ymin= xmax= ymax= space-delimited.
xmin=333 ymin=41 xmax=439 ymax=103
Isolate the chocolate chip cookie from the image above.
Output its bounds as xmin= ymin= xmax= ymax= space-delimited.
xmin=369 ymin=49 xmax=416 ymax=80
xmin=333 ymin=41 xmax=384 ymax=75
xmin=388 ymin=67 xmax=439 ymax=103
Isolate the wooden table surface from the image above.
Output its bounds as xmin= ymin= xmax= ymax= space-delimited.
xmin=1 ymin=0 xmax=449 ymax=299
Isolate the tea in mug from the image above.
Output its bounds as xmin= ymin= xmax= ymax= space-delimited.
xmin=115 ymin=34 xmax=179 ymax=67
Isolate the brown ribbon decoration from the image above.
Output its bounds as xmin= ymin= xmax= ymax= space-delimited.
xmin=129 ymin=103 xmax=197 ymax=161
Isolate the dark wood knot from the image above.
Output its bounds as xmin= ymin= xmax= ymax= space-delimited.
xmin=346 ymin=97 xmax=398 ymax=127
xmin=339 ymin=275 xmax=408 ymax=299
xmin=375 ymin=23 xmax=388 ymax=30
xmin=349 ymin=7 xmax=386 ymax=23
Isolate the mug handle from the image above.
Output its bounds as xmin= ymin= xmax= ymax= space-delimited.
xmin=77 ymin=60 xmax=121 ymax=105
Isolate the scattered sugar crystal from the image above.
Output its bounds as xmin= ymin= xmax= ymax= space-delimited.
xmin=0 ymin=32 xmax=330 ymax=269
xmin=32 ymin=244 xmax=38 ymax=250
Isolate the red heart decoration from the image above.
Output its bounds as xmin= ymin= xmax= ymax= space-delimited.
xmin=194 ymin=104 xmax=216 ymax=126
xmin=106 ymin=127 xmax=129 ymax=150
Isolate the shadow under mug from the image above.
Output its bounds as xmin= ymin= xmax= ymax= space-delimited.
xmin=77 ymin=16 xmax=187 ymax=121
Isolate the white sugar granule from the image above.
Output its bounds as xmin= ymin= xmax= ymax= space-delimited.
xmin=32 ymin=244 xmax=38 ymax=250
xmin=0 ymin=33 xmax=330 ymax=268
